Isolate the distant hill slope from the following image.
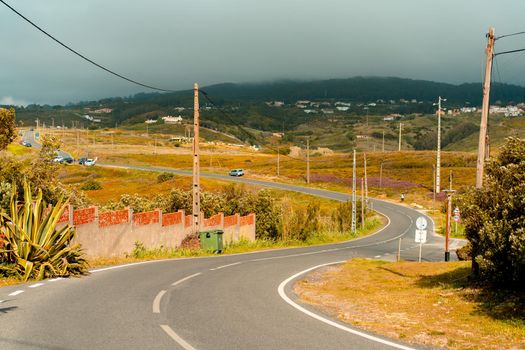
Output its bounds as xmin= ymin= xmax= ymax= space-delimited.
xmin=131 ymin=76 xmax=525 ymax=105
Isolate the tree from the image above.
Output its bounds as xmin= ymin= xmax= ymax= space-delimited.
xmin=0 ymin=108 xmax=16 ymax=150
xmin=459 ymin=137 xmax=525 ymax=290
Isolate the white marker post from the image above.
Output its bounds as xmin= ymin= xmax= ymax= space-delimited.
xmin=415 ymin=216 xmax=428 ymax=263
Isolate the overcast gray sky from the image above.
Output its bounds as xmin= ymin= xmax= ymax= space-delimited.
xmin=1 ymin=0 xmax=524 ymax=105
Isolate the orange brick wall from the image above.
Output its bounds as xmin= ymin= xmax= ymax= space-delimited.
xmin=133 ymin=210 xmax=160 ymax=226
xmin=204 ymin=213 xmax=222 ymax=227
xmin=99 ymin=209 xmax=129 ymax=228
xmin=162 ymin=211 xmax=183 ymax=227
xmin=73 ymin=207 xmax=96 ymax=226
xmin=224 ymin=215 xmax=238 ymax=228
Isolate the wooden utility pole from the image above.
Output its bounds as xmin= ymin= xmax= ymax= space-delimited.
xmin=476 ymin=27 xmax=495 ymax=188
xmin=436 ymin=96 xmax=445 ymax=193
xmin=351 ymin=149 xmax=357 ymax=234
xmin=398 ymin=123 xmax=402 ymax=151
xmin=306 ymin=137 xmax=310 ymax=184
xmin=192 ymin=83 xmax=201 ymax=234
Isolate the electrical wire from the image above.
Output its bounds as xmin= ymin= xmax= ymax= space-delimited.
xmin=496 ymin=30 xmax=525 ymax=41
xmin=494 ymin=48 xmax=525 ymax=57
xmin=0 ymin=0 xmax=177 ymax=93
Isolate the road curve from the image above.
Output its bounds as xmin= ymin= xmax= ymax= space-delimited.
xmin=0 ymin=163 xmax=462 ymax=350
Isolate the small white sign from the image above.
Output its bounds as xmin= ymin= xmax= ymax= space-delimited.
xmin=415 ymin=216 xmax=428 ymax=230
xmin=453 ymin=215 xmax=460 ymax=222
xmin=454 ymin=207 xmax=460 ymax=215
xmin=415 ymin=229 xmax=427 ymax=243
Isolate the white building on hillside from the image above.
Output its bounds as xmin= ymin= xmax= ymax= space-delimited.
xmin=162 ymin=115 xmax=183 ymax=124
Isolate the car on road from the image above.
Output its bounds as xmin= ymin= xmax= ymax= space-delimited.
xmin=84 ymin=158 xmax=97 ymax=166
xmin=78 ymin=157 xmax=88 ymax=165
xmin=53 ymin=156 xmax=64 ymax=163
xmin=61 ymin=156 xmax=74 ymax=164
xmin=229 ymin=169 xmax=244 ymax=177
xmin=21 ymin=140 xmax=32 ymax=147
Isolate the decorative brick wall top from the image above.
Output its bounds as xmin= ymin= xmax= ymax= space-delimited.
xmin=162 ymin=211 xmax=183 ymax=227
xmin=99 ymin=209 xmax=129 ymax=228
xmin=73 ymin=207 xmax=96 ymax=226
xmin=133 ymin=210 xmax=160 ymax=226
xmin=224 ymin=214 xmax=238 ymax=228
xmin=204 ymin=213 xmax=222 ymax=227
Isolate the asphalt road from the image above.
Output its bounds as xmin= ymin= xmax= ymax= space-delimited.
xmin=1 ymin=148 xmax=464 ymax=350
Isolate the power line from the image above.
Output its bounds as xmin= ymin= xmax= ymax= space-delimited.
xmin=494 ymin=48 xmax=525 ymax=57
xmin=0 ymin=0 xmax=177 ymax=93
xmin=496 ymin=30 xmax=525 ymax=40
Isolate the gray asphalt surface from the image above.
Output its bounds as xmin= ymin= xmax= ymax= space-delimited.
xmin=1 ymin=147 xmax=463 ymax=350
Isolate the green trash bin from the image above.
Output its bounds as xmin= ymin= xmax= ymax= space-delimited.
xmin=199 ymin=230 xmax=224 ymax=253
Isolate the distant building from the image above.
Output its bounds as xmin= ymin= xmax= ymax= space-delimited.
xmin=82 ymin=115 xmax=93 ymax=121
xmin=145 ymin=119 xmax=157 ymax=124
xmin=304 ymin=109 xmax=317 ymax=114
xmin=272 ymin=132 xmax=283 ymax=138
xmin=321 ymin=109 xmax=334 ymax=114
xmin=266 ymin=101 xmax=285 ymax=107
xmin=296 ymin=100 xmax=311 ymax=105
xmin=92 ymin=108 xmax=112 ymax=114
xmin=174 ymin=107 xmax=185 ymax=112
xmin=335 ymin=102 xmax=351 ymax=107
xmin=336 ymin=106 xmax=349 ymax=111
xmin=162 ymin=115 xmax=183 ymax=124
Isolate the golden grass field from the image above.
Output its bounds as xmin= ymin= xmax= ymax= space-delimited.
xmin=295 ymin=259 xmax=525 ymax=350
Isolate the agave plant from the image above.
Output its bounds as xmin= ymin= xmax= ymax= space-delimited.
xmin=0 ymin=182 xmax=88 ymax=281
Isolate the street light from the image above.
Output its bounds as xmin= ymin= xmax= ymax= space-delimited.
xmin=433 ymin=97 xmax=446 ymax=194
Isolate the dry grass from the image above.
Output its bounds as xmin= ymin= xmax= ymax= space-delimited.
xmin=295 ymin=259 xmax=525 ymax=350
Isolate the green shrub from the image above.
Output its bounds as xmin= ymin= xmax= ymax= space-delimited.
xmin=459 ymin=137 xmax=525 ymax=290
xmin=157 ymin=172 xmax=175 ymax=183
xmin=81 ymin=179 xmax=102 ymax=190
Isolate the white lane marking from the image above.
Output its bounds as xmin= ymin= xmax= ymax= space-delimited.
xmin=48 ymin=277 xmax=63 ymax=282
xmin=91 ymin=260 xmax=164 ymax=273
xmin=8 ymin=290 xmax=24 ymax=296
xmin=278 ymin=261 xmax=417 ymax=350
xmin=28 ymin=283 xmax=44 ymax=289
xmin=160 ymin=325 xmax=197 ymax=350
xmin=172 ymin=273 xmax=202 ymax=287
xmin=209 ymin=261 xmax=241 ymax=270
xmin=153 ymin=290 xmax=167 ymax=314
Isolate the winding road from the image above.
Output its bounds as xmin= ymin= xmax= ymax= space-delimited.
xmin=2 ymin=138 xmax=464 ymax=349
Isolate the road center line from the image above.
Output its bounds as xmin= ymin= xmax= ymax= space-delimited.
xmin=171 ymin=272 xmax=202 ymax=287
xmin=28 ymin=283 xmax=44 ymax=288
xmin=209 ymin=261 xmax=241 ymax=270
xmin=8 ymin=290 xmax=24 ymax=296
xmin=48 ymin=277 xmax=63 ymax=282
xmin=152 ymin=290 xmax=167 ymax=314
xmin=278 ymin=261 xmax=417 ymax=350
xmin=160 ymin=325 xmax=196 ymax=350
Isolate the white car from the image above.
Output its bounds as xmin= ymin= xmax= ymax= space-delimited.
xmin=84 ymin=157 xmax=97 ymax=166
xmin=229 ymin=169 xmax=244 ymax=177
xmin=53 ymin=156 xmax=64 ymax=163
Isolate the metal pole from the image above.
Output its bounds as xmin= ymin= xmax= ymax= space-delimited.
xmin=379 ymin=161 xmax=383 ymax=189
xmin=277 ymin=143 xmax=280 ymax=177
xmin=306 ymin=137 xmax=310 ymax=184
xmin=351 ymin=149 xmax=357 ymax=234
xmin=192 ymin=83 xmax=201 ymax=235
xmin=398 ymin=122 xmax=402 ymax=151
xmin=436 ymin=96 xmax=442 ymax=193
xmin=476 ymin=27 xmax=495 ymax=189
xmin=419 ymin=242 xmax=422 ymax=263
xmin=363 ymin=152 xmax=368 ymax=207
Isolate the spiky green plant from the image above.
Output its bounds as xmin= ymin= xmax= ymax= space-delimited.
xmin=0 ymin=182 xmax=88 ymax=281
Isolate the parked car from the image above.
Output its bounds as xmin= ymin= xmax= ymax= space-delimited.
xmin=78 ymin=157 xmax=88 ymax=165
xmin=229 ymin=169 xmax=244 ymax=177
xmin=21 ymin=140 xmax=32 ymax=147
xmin=84 ymin=158 xmax=97 ymax=166
xmin=61 ymin=156 xmax=74 ymax=164
xmin=53 ymin=156 xmax=64 ymax=163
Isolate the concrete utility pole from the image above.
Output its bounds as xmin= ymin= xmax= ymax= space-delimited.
xmin=192 ymin=83 xmax=201 ymax=235
xmin=363 ymin=152 xmax=368 ymax=206
xmin=382 ymin=131 xmax=385 ymax=152
xmin=444 ymin=189 xmax=456 ymax=261
xmin=476 ymin=27 xmax=495 ymax=189
xmin=435 ymin=96 xmax=446 ymax=193
xmin=351 ymin=149 xmax=357 ymax=234
xmin=361 ymin=178 xmax=365 ymax=230
xmin=398 ymin=123 xmax=402 ymax=151
xmin=432 ymin=164 xmax=436 ymax=213
xmin=306 ymin=137 xmax=310 ymax=184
